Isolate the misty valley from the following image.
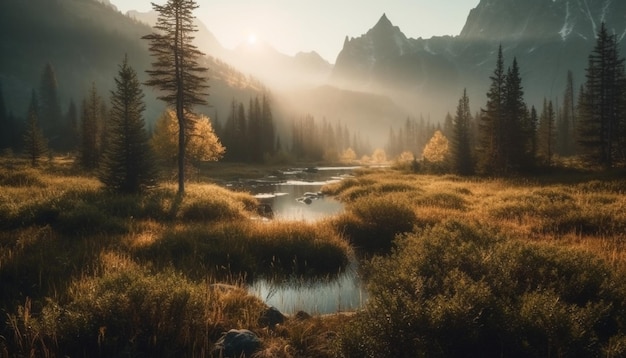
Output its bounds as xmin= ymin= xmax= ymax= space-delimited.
xmin=2 ymin=0 xmax=626 ymax=357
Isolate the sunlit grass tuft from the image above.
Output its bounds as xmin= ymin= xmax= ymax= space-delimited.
xmin=134 ymin=220 xmax=350 ymax=280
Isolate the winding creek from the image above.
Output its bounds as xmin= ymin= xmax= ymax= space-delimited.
xmin=227 ymin=167 xmax=367 ymax=315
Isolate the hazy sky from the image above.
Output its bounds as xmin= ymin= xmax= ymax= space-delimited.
xmin=109 ymin=0 xmax=480 ymax=62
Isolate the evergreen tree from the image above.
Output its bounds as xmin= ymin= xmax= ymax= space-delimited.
xmin=0 ymin=81 xmax=10 ymax=151
xmin=442 ymin=112 xmax=454 ymax=140
xmin=99 ymin=56 xmax=156 ymax=193
xmin=577 ymin=22 xmax=626 ymax=167
xmin=557 ymin=71 xmax=576 ymax=156
xmin=143 ymin=0 xmax=208 ymax=194
xmin=503 ymin=57 xmax=531 ymax=171
xmin=79 ymin=83 xmax=101 ymax=170
xmin=528 ymin=105 xmax=539 ymax=163
xmin=23 ymin=90 xmax=48 ymax=166
xmin=65 ymin=99 xmax=79 ymax=151
xmin=39 ymin=63 xmax=64 ymax=150
xmin=538 ymin=98 xmax=556 ymax=166
xmin=260 ymin=94 xmax=275 ymax=157
xmin=451 ymin=89 xmax=473 ymax=175
xmin=247 ymin=97 xmax=262 ymax=162
xmin=477 ymin=47 xmax=530 ymax=174
xmin=478 ymin=45 xmax=506 ymax=174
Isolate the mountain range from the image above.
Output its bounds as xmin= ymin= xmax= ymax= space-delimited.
xmin=1 ymin=0 xmax=626 ymax=149
xmin=333 ymin=0 xmax=626 ymax=119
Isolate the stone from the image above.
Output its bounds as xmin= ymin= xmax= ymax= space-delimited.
xmin=213 ymin=329 xmax=261 ymax=358
xmin=258 ymin=306 xmax=285 ymax=327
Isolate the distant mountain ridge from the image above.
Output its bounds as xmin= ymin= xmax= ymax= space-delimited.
xmin=332 ymin=0 xmax=626 ymax=118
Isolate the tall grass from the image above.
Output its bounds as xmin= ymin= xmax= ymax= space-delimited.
xmin=133 ymin=221 xmax=350 ymax=280
xmin=4 ymin=158 xmax=626 ymax=357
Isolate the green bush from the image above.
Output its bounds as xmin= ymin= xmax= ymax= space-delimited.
xmin=338 ymin=220 xmax=626 ymax=357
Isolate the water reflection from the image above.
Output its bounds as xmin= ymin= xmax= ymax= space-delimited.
xmin=249 ymin=260 xmax=366 ymax=315
xmin=253 ymin=180 xmax=344 ymax=221
xmin=231 ymin=167 xmax=367 ymax=314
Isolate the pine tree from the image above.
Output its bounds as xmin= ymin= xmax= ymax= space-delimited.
xmin=65 ymin=99 xmax=79 ymax=151
xmin=528 ymin=105 xmax=539 ymax=163
xmin=143 ymin=0 xmax=209 ymax=194
xmin=538 ymin=98 xmax=556 ymax=166
xmin=577 ymin=22 xmax=626 ymax=167
xmin=478 ymin=45 xmax=506 ymax=174
xmin=442 ymin=112 xmax=454 ymax=140
xmin=260 ymin=94 xmax=275 ymax=157
xmin=99 ymin=56 xmax=156 ymax=193
xmin=79 ymin=83 xmax=101 ymax=170
xmin=0 ymin=81 xmax=9 ymax=151
xmin=247 ymin=97 xmax=262 ymax=162
xmin=477 ymin=47 xmax=530 ymax=174
xmin=451 ymin=89 xmax=473 ymax=175
xmin=503 ymin=57 xmax=530 ymax=171
xmin=39 ymin=63 xmax=64 ymax=151
xmin=23 ymin=90 xmax=48 ymax=166
xmin=557 ymin=71 xmax=576 ymax=156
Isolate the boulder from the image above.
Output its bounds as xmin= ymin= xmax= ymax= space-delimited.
xmin=258 ymin=306 xmax=285 ymax=327
xmin=213 ymin=329 xmax=261 ymax=358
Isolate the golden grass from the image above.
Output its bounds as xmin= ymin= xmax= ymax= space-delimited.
xmin=326 ymin=170 xmax=626 ymax=270
xmin=3 ymin=157 xmax=626 ymax=356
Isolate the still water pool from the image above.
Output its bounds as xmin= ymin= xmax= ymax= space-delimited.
xmin=233 ymin=167 xmax=367 ymax=314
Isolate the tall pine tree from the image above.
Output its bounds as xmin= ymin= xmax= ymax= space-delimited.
xmin=99 ymin=56 xmax=156 ymax=193
xmin=79 ymin=83 xmax=102 ymax=170
xmin=577 ymin=22 xmax=626 ymax=167
xmin=557 ymin=71 xmax=576 ymax=156
xmin=451 ymin=89 xmax=474 ymax=175
xmin=0 ymin=81 xmax=10 ymax=151
xmin=39 ymin=63 xmax=64 ymax=151
xmin=537 ymin=98 xmax=556 ymax=166
xmin=23 ymin=90 xmax=48 ymax=166
xmin=143 ymin=0 xmax=208 ymax=194
xmin=478 ymin=45 xmax=506 ymax=174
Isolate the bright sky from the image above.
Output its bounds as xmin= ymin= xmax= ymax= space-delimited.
xmin=109 ymin=0 xmax=480 ymax=63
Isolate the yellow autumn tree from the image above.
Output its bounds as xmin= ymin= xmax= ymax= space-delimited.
xmin=422 ymin=130 xmax=449 ymax=163
xmin=422 ymin=130 xmax=450 ymax=173
xmin=151 ymin=109 xmax=225 ymax=166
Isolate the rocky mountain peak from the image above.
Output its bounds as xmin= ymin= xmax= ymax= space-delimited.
xmin=332 ymin=13 xmax=411 ymax=85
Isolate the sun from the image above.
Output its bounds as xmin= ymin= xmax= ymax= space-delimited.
xmin=247 ymin=33 xmax=257 ymax=45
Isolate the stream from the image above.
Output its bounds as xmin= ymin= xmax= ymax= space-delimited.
xmin=229 ymin=167 xmax=367 ymax=314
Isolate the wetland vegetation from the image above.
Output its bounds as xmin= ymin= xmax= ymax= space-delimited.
xmin=2 ymin=158 xmax=626 ymax=357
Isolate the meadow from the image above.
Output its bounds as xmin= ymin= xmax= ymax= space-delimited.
xmin=1 ymin=158 xmax=626 ymax=357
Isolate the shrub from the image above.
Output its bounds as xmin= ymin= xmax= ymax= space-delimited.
xmin=338 ymin=220 xmax=626 ymax=357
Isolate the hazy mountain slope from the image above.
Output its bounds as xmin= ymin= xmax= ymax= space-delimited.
xmin=0 ymin=0 xmax=263 ymax=125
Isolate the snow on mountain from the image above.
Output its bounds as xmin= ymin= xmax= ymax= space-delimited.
xmin=331 ymin=0 xmax=626 ymax=120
